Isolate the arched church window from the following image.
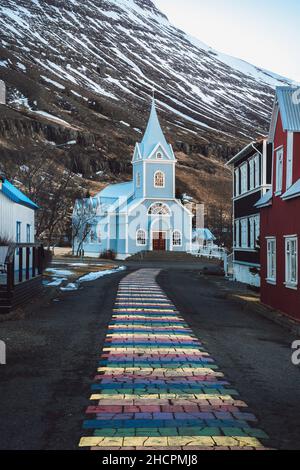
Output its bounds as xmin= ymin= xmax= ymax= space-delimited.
xmin=136 ymin=172 xmax=141 ymax=188
xmin=148 ymin=202 xmax=170 ymax=215
xmin=136 ymin=229 xmax=146 ymax=246
xmin=172 ymin=230 xmax=182 ymax=246
xmin=154 ymin=171 xmax=165 ymax=188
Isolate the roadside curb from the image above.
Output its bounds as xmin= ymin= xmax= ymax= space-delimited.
xmin=226 ymin=292 xmax=300 ymax=336
xmin=203 ymin=274 xmax=300 ymax=336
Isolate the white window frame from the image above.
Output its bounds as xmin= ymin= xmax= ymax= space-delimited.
xmin=136 ymin=171 xmax=141 ymax=188
xmin=266 ymin=237 xmax=276 ymax=284
xmin=235 ymin=168 xmax=240 ymax=197
xmin=286 ymin=132 xmax=294 ymax=189
xmin=249 ymin=217 xmax=255 ymax=249
xmin=172 ymin=230 xmax=182 ymax=247
xmin=235 ymin=220 xmax=240 ymax=248
xmin=240 ymin=163 xmax=248 ymax=194
xmin=240 ymin=218 xmax=248 ymax=248
xmin=254 ymin=215 xmax=260 ymax=247
xmin=285 ymin=236 xmax=298 ymax=289
xmin=254 ymin=154 xmax=260 ymax=188
xmin=249 ymin=159 xmax=255 ymax=191
xmin=275 ymin=147 xmax=283 ymax=194
xmin=154 ymin=170 xmax=165 ymax=188
xmin=136 ymin=229 xmax=147 ymax=246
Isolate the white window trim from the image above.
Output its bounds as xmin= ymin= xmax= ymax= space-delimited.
xmin=240 ymin=218 xmax=248 ymax=248
xmin=154 ymin=170 xmax=165 ymax=188
xmin=240 ymin=163 xmax=248 ymax=195
xmin=172 ymin=230 xmax=182 ymax=247
xmin=275 ymin=147 xmax=284 ymax=195
xmin=286 ymin=132 xmax=294 ymax=190
xmin=249 ymin=158 xmax=255 ymax=191
xmin=284 ymin=235 xmax=298 ymax=289
xmin=254 ymin=154 xmax=260 ymax=188
xmin=148 ymin=202 xmax=171 ymax=216
xmin=235 ymin=168 xmax=240 ymax=197
xmin=266 ymin=237 xmax=276 ymax=284
xmin=136 ymin=229 xmax=147 ymax=246
xmin=235 ymin=220 xmax=240 ymax=248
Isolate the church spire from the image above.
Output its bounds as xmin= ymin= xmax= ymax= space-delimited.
xmin=140 ymin=98 xmax=173 ymax=159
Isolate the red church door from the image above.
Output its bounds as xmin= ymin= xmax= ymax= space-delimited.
xmin=152 ymin=232 xmax=166 ymax=251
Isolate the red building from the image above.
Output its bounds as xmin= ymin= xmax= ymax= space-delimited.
xmin=256 ymin=87 xmax=300 ymax=321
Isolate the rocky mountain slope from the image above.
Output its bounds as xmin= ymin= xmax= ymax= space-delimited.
xmin=0 ymin=0 xmax=295 ymax=219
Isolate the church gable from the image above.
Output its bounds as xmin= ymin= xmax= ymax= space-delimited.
xmin=147 ymin=143 xmax=173 ymax=161
xmin=132 ymin=143 xmax=142 ymax=163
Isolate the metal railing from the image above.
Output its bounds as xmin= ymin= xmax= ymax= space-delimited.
xmin=1 ymin=243 xmax=43 ymax=293
xmin=190 ymin=244 xmax=227 ymax=260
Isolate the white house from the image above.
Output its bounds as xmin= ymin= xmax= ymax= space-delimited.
xmin=73 ymin=99 xmax=194 ymax=259
xmin=0 ymin=173 xmax=38 ymax=245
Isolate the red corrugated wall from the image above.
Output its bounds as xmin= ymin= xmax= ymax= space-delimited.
xmin=260 ymin=113 xmax=300 ymax=321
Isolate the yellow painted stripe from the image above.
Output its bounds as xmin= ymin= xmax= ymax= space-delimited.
xmin=79 ymin=436 xmax=262 ymax=448
xmin=103 ymin=348 xmax=204 ymax=353
xmin=90 ymin=393 xmax=233 ymax=400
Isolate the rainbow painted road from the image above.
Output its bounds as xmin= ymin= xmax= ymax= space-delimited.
xmin=79 ymin=269 xmax=268 ymax=450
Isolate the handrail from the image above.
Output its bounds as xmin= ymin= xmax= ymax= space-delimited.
xmin=4 ymin=242 xmax=42 ymax=264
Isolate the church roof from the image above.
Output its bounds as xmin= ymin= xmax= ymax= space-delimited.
xmin=139 ymin=99 xmax=173 ymax=159
xmin=98 ymin=181 xmax=134 ymax=199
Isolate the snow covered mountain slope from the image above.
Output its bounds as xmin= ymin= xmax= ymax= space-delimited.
xmin=0 ymin=0 xmax=294 ymax=140
xmin=0 ymin=0 xmax=296 ymax=216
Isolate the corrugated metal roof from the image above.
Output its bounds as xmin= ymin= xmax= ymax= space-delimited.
xmin=276 ymin=86 xmax=300 ymax=131
xmin=1 ymin=179 xmax=39 ymax=210
xmin=282 ymin=178 xmax=300 ymax=200
xmin=97 ymin=181 xmax=134 ymax=199
xmin=255 ymin=190 xmax=272 ymax=208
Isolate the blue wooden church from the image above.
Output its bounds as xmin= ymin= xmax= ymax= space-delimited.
xmin=73 ymin=99 xmax=193 ymax=259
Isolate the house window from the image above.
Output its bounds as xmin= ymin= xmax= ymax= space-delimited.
xmin=249 ymin=217 xmax=255 ymax=249
xmin=240 ymin=218 xmax=248 ymax=248
xmin=235 ymin=168 xmax=240 ymax=196
xmin=136 ymin=229 xmax=146 ymax=246
xmin=267 ymin=238 xmax=276 ymax=283
xmin=136 ymin=171 xmax=141 ymax=188
xmin=240 ymin=163 xmax=248 ymax=194
xmin=154 ymin=171 xmax=165 ymax=188
xmin=26 ymin=224 xmax=31 ymax=243
xmin=254 ymin=154 xmax=260 ymax=188
xmin=172 ymin=230 xmax=182 ymax=247
xmin=16 ymin=221 xmax=21 ymax=243
xmin=275 ymin=147 xmax=283 ymax=194
xmin=286 ymin=132 xmax=294 ymax=189
xmin=235 ymin=220 xmax=240 ymax=247
xmin=285 ymin=236 xmax=298 ymax=288
xmin=249 ymin=159 xmax=255 ymax=191
xmin=254 ymin=215 xmax=260 ymax=247
xmin=156 ymin=151 xmax=163 ymax=159
xmin=148 ymin=202 xmax=170 ymax=215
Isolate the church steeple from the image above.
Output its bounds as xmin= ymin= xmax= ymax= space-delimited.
xmin=139 ymin=99 xmax=174 ymax=160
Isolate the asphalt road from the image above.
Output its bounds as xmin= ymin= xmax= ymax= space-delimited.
xmin=158 ymin=269 xmax=300 ymax=450
xmin=0 ymin=270 xmax=128 ymax=450
xmin=0 ymin=267 xmax=299 ymax=450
